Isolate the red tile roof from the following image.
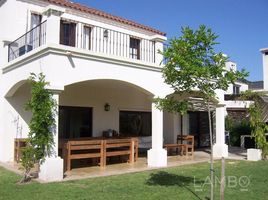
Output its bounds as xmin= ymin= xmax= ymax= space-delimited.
xmin=43 ymin=0 xmax=166 ymax=36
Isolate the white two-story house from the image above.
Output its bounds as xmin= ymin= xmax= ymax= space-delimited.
xmin=0 ymin=0 xmax=228 ymax=181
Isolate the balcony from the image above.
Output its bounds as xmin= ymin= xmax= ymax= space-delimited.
xmin=8 ymin=20 xmax=157 ymax=64
xmin=8 ymin=21 xmax=47 ymax=62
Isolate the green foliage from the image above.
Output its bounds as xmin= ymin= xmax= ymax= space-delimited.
xmin=153 ymin=97 xmax=190 ymax=115
xmin=20 ymin=141 xmax=36 ymax=183
xmin=158 ymin=25 xmax=248 ymax=110
xmin=225 ymin=115 xmax=233 ymax=131
xmin=20 ymin=73 xmax=56 ymax=183
xmin=25 ymin=73 xmax=56 ymax=161
xmin=229 ymin=120 xmax=251 ymax=147
xmin=239 ymin=91 xmax=268 ymax=159
xmin=225 ymin=116 xmax=252 ymax=147
xmin=156 ymin=25 xmax=248 ymax=200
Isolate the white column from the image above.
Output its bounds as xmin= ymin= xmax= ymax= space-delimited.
xmin=150 ymin=35 xmax=166 ymax=65
xmin=147 ymin=103 xmax=167 ymax=167
xmin=154 ymin=41 xmax=163 ymax=65
xmin=52 ymin=93 xmax=60 ymax=157
xmin=213 ymin=104 xmax=228 ymax=158
xmin=44 ymin=8 xmax=63 ymax=45
xmin=182 ymin=114 xmax=189 ymax=135
xmin=173 ymin=113 xmax=180 ymax=143
xmin=39 ymin=92 xmax=64 ymax=182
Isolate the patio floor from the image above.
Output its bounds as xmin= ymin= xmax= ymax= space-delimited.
xmin=63 ymin=150 xmax=211 ymax=181
xmin=0 ymin=148 xmax=247 ymax=182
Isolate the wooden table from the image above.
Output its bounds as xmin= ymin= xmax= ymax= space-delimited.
xmin=177 ymin=135 xmax=195 ymax=158
xmin=164 ymin=143 xmax=187 ymax=156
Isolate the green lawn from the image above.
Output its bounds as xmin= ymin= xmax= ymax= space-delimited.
xmin=0 ymin=160 xmax=267 ymax=200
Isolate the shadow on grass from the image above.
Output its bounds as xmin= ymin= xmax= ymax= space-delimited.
xmin=146 ymin=171 xmax=204 ymax=200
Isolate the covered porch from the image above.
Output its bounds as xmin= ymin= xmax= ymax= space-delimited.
xmin=7 ymin=78 xmax=227 ymax=181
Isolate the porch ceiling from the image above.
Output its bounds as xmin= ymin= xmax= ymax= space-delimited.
xmin=65 ymin=79 xmax=154 ymax=97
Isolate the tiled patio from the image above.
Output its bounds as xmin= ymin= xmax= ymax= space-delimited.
xmin=63 ymin=150 xmax=211 ymax=181
xmin=0 ymin=148 xmax=247 ymax=182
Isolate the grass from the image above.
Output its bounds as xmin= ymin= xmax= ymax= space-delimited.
xmin=0 ymin=160 xmax=268 ymax=200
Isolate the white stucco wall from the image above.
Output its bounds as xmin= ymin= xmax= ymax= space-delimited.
xmin=0 ymin=0 xmax=47 ymax=65
xmin=0 ymin=48 xmax=174 ymax=162
xmin=0 ymin=0 xmax=170 ymax=162
xmin=0 ymin=0 xmax=165 ymax=67
xmin=0 ymin=0 xmax=231 ymax=164
xmin=60 ymin=80 xmax=152 ymax=137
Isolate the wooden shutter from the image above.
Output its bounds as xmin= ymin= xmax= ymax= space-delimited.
xmin=69 ymin=23 xmax=76 ymax=47
xmin=136 ymin=39 xmax=140 ymax=60
xmin=60 ymin=20 xmax=65 ymax=45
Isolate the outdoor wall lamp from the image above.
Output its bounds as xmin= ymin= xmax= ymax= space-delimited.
xmin=103 ymin=29 xmax=109 ymax=39
xmin=104 ymin=103 xmax=110 ymax=111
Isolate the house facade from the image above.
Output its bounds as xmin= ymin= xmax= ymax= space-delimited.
xmin=0 ymin=0 xmax=228 ymax=181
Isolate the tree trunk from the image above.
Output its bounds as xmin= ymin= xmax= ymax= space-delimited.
xmin=207 ymin=102 xmax=214 ymax=200
xmin=220 ymin=157 xmax=225 ymax=200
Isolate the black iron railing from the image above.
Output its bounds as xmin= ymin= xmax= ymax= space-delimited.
xmin=8 ymin=20 xmax=47 ymax=62
xmin=79 ymin=25 xmax=156 ymax=63
xmin=8 ymin=20 xmax=157 ymax=63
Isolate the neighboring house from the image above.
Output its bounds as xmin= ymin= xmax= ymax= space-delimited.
xmin=0 ymin=0 xmax=227 ymax=181
xmin=224 ymin=58 xmax=265 ymax=124
xmin=224 ymin=61 xmax=250 ymax=123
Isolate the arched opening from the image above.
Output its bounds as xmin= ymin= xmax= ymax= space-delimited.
xmin=59 ymin=79 xmax=154 ymax=140
xmin=5 ymin=81 xmax=32 ymax=139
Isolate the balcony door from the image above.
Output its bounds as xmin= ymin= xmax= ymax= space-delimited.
xmin=59 ymin=106 xmax=93 ymax=139
xmin=60 ymin=20 xmax=76 ymax=47
xmin=129 ymin=38 xmax=140 ymax=60
xmin=188 ymin=111 xmax=211 ymax=148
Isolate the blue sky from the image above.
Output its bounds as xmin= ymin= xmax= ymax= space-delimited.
xmin=76 ymin=0 xmax=268 ymax=81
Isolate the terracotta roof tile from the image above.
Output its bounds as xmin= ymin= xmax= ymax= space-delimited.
xmin=43 ymin=0 xmax=166 ymax=36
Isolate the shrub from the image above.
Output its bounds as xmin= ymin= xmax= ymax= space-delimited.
xmin=229 ymin=120 xmax=251 ymax=147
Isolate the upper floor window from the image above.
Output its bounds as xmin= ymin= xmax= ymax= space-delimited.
xmin=60 ymin=20 xmax=76 ymax=47
xmin=130 ymin=37 xmax=140 ymax=60
xmin=31 ymin=13 xmax=42 ymax=29
xmin=26 ymin=13 xmax=42 ymax=52
xmin=82 ymin=26 xmax=91 ymax=50
xmin=233 ymin=85 xmax=240 ymax=95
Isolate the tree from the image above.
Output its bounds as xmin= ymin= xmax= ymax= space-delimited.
xmin=20 ymin=73 xmax=56 ymax=183
xmin=240 ymin=90 xmax=268 ymax=159
xmin=155 ymin=25 xmax=248 ymax=200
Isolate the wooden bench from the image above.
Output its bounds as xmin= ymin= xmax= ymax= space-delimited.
xmin=164 ymin=143 xmax=187 ymax=156
xmin=14 ymin=138 xmax=27 ymax=163
xmin=63 ymin=137 xmax=138 ymax=171
xmin=64 ymin=139 xmax=104 ymax=171
xmin=104 ymin=138 xmax=138 ymax=166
